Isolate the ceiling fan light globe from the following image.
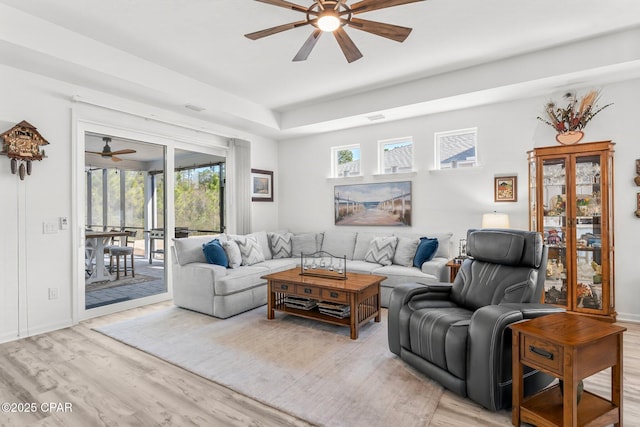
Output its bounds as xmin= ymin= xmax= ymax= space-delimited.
xmin=318 ymin=14 xmax=340 ymax=32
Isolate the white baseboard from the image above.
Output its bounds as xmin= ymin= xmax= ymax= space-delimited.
xmin=616 ymin=312 xmax=640 ymax=324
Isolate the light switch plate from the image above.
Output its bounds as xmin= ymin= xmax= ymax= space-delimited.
xmin=43 ymin=221 xmax=58 ymax=234
xmin=60 ymin=216 xmax=69 ymax=230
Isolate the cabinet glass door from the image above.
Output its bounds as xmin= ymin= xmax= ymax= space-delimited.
xmin=542 ymin=158 xmax=568 ymax=308
xmin=574 ymin=155 xmax=603 ymax=311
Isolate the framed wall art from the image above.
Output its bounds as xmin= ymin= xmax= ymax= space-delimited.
xmin=494 ymin=176 xmax=517 ymax=202
xmin=334 ymin=181 xmax=411 ymax=226
xmin=251 ymin=169 xmax=273 ymax=202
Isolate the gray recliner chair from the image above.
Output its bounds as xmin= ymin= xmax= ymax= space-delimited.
xmin=388 ymin=228 xmax=564 ymax=411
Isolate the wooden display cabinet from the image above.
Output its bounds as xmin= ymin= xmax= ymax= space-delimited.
xmin=528 ymin=141 xmax=616 ymax=321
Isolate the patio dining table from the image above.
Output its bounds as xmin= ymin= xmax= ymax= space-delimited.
xmin=85 ymin=230 xmax=131 ymax=284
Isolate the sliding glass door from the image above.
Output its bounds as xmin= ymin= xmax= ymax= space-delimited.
xmin=84 ymin=133 xmax=166 ymax=310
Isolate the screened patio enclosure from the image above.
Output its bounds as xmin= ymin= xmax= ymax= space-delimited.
xmin=84 ymin=133 xmax=225 ymax=309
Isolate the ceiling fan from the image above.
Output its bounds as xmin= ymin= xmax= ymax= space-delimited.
xmin=85 ymin=137 xmax=136 ymax=162
xmin=245 ymin=0 xmax=425 ymax=63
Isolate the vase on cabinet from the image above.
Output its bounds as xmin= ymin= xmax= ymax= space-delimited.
xmin=555 ymin=130 xmax=584 ymax=145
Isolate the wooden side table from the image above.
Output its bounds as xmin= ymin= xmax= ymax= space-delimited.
xmin=511 ymin=312 xmax=626 ymax=427
xmin=446 ymin=259 xmax=462 ymax=282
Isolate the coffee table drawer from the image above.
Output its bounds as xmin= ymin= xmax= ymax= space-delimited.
xmin=296 ymin=285 xmax=320 ymax=298
xmin=320 ymin=289 xmax=349 ymax=303
xmin=272 ymin=281 xmax=294 ymax=293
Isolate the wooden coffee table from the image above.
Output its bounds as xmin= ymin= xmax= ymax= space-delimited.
xmin=262 ymin=268 xmax=385 ymax=340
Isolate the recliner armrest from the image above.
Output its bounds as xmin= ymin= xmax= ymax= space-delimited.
xmin=388 ymin=282 xmax=453 ymax=355
xmin=500 ymin=303 xmax=565 ymax=319
xmin=466 ymin=303 xmax=562 ymax=411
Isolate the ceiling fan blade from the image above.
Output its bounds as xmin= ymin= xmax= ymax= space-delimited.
xmin=85 ymin=150 xmax=105 ymax=156
xmin=254 ymin=0 xmax=311 ymax=14
xmin=347 ymin=17 xmax=412 ymax=42
xmin=333 ymin=27 xmax=363 ymax=63
xmin=293 ymin=29 xmax=323 ymax=61
xmin=109 ymin=149 xmax=136 ymax=156
xmin=350 ymin=0 xmax=426 ymax=14
xmin=111 ymin=156 xmax=123 ymax=162
xmin=245 ymin=20 xmax=309 ymax=40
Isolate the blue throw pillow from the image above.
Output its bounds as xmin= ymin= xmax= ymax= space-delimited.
xmin=202 ymin=239 xmax=229 ymax=267
xmin=413 ymin=237 xmax=439 ymax=268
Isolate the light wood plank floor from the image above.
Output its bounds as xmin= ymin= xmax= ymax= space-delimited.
xmin=0 ymin=302 xmax=638 ymax=427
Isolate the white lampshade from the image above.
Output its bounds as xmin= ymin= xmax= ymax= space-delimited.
xmin=482 ymin=212 xmax=510 ymax=228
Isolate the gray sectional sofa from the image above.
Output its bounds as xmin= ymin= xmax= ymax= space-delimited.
xmin=171 ymin=229 xmax=453 ymax=318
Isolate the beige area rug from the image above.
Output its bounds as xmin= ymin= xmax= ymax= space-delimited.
xmin=86 ymin=274 xmax=157 ymax=291
xmin=95 ymin=306 xmax=444 ymax=427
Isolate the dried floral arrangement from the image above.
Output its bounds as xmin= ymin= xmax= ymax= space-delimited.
xmin=537 ymin=90 xmax=613 ymax=133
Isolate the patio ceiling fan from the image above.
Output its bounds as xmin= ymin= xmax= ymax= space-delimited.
xmin=85 ymin=137 xmax=136 ymax=162
xmin=245 ymin=0 xmax=425 ymax=63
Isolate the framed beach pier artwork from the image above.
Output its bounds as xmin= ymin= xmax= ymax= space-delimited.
xmin=334 ymin=181 xmax=411 ymax=226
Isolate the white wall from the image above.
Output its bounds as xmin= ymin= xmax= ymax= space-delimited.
xmin=278 ymin=78 xmax=640 ymax=322
xmin=0 ymin=64 xmax=279 ymax=342
xmin=250 ymin=135 xmax=280 ymax=233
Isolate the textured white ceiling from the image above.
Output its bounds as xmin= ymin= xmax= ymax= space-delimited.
xmin=1 ymin=0 xmax=639 ymax=139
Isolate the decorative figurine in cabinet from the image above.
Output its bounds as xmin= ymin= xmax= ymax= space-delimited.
xmin=528 ymin=141 xmax=616 ymax=321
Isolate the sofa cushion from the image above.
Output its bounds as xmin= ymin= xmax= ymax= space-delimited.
xmin=221 ymin=239 xmax=242 ymax=268
xmin=213 ymin=265 xmax=270 ymax=296
xmin=269 ymin=232 xmax=293 ymax=258
xmin=364 ymin=236 xmax=398 ymax=266
xmin=395 ymin=232 xmax=453 ymax=259
xmin=202 ymin=239 xmax=228 ymax=267
xmin=234 ymin=235 xmax=266 ymax=266
xmin=321 ymin=230 xmax=357 ymax=260
xmin=345 ymin=260 xmax=383 ymax=274
xmin=173 ymin=235 xmax=221 ymax=266
xmin=413 ymin=237 xmax=439 ymax=268
xmin=291 ymin=233 xmax=318 ymax=257
xmin=353 ymin=232 xmax=392 ymax=260
xmin=393 ymin=236 xmax=420 ymax=267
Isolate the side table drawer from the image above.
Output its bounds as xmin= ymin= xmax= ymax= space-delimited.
xmin=320 ymin=289 xmax=349 ymax=303
xmin=272 ymin=281 xmax=294 ymax=293
xmin=521 ymin=335 xmax=563 ymax=376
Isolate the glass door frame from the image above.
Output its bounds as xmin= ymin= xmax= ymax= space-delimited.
xmin=74 ymin=121 xmax=174 ymax=321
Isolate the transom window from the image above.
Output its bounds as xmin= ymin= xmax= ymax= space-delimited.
xmin=378 ymin=137 xmax=413 ymax=174
xmin=331 ymin=144 xmax=361 ymax=177
xmin=434 ymin=128 xmax=478 ymax=169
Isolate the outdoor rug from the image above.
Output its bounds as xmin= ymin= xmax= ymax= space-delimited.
xmin=95 ymin=305 xmax=444 ymax=427
xmin=86 ymin=274 xmax=157 ymax=292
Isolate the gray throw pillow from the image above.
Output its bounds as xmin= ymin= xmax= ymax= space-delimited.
xmin=364 ymin=236 xmax=398 ymax=266
xmin=393 ymin=236 xmax=420 ymax=267
xmin=221 ymin=239 xmax=242 ymax=268
xmin=234 ymin=235 xmax=265 ymax=266
xmin=269 ymin=232 xmax=292 ymax=258
xmin=291 ymin=233 xmax=318 ymax=257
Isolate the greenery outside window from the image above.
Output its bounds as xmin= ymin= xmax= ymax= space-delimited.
xmin=331 ymin=144 xmax=361 ymax=177
xmin=435 ymin=128 xmax=478 ymax=169
xmin=379 ymin=137 xmax=413 ymax=174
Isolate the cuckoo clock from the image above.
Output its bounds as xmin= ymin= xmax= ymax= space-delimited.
xmin=0 ymin=120 xmax=49 ymax=180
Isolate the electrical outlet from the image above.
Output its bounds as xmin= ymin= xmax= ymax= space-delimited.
xmin=48 ymin=287 xmax=58 ymax=300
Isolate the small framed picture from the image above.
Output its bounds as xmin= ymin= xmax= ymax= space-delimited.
xmin=251 ymin=169 xmax=273 ymax=202
xmin=494 ymin=176 xmax=517 ymax=202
